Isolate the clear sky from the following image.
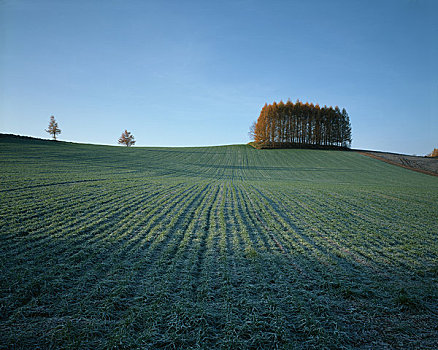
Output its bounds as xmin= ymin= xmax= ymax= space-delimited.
xmin=1 ymin=0 xmax=437 ymax=154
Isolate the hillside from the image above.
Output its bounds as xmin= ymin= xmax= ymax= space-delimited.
xmin=1 ymin=135 xmax=437 ymax=349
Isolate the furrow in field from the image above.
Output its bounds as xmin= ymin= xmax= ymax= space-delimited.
xmin=230 ymin=183 xmax=271 ymax=254
xmin=217 ymin=185 xmax=229 ymax=259
xmin=0 ymin=181 xmax=161 ymax=243
xmin=201 ymin=181 xmax=225 ymax=261
xmin=109 ymin=183 xmax=202 ymax=259
xmin=219 ymin=183 xmax=242 ymax=274
xmin=188 ymin=184 xmax=223 ymax=291
xmin=275 ymin=189 xmax=402 ymax=271
xmin=225 ymin=184 xmax=249 ymax=254
xmin=105 ymin=182 xmax=214 ymax=306
xmin=249 ymin=185 xmax=360 ymax=272
xmin=312 ymin=190 xmax=410 ymax=269
xmin=235 ymin=184 xmax=311 ymax=277
xmin=93 ymin=183 xmax=219 ymax=340
xmin=0 ymin=181 xmax=121 ymax=236
xmin=1 ymin=183 xmax=195 ymax=318
xmin=67 ymin=182 xmax=200 ymax=267
xmin=219 ymin=183 xmax=246 ymax=296
xmin=191 ymin=183 xmax=225 ymax=300
xmin=93 ymin=184 xmax=219 ymax=335
xmin=158 ymin=184 xmax=219 ymax=302
xmin=237 ymin=185 xmax=288 ymax=254
xmin=0 ymin=188 xmax=130 ymax=257
xmin=137 ymin=183 xmax=211 ymax=265
xmin=43 ymin=184 xmax=210 ymax=320
xmin=273 ymin=186 xmax=427 ymax=279
xmin=0 ymin=178 xmax=108 ymax=193
xmin=2 ymin=183 xmax=178 ymax=260
xmin=262 ymin=186 xmax=383 ymax=271
xmin=81 ymin=182 xmax=205 ymax=266
xmin=325 ymin=189 xmax=438 ymax=267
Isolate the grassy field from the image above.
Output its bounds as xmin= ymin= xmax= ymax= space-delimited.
xmin=1 ymin=135 xmax=437 ymax=349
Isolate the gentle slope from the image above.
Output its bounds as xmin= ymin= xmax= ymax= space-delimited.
xmin=1 ymin=136 xmax=437 ymax=349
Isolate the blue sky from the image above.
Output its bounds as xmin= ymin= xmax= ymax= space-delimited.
xmin=1 ymin=0 xmax=437 ymax=154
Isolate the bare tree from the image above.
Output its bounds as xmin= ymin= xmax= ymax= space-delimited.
xmin=46 ymin=115 xmax=61 ymax=140
xmin=118 ymin=130 xmax=136 ymax=147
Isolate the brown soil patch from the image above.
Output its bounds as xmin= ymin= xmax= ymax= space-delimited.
xmin=356 ymin=151 xmax=438 ymax=177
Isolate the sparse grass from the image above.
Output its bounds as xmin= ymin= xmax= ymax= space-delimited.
xmin=1 ymin=135 xmax=437 ymax=349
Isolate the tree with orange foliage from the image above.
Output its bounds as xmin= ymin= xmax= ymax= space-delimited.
xmin=46 ymin=115 xmax=61 ymax=140
xmin=427 ymin=148 xmax=438 ymax=157
xmin=118 ymin=130 xmax=136 ymax=147
xmin=250 ymin=100 xmax=351 ymax=148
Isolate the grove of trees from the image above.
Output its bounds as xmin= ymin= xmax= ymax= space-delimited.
xmin=427 ymin=148 xmax=438 ymax=157
xmin=250 ymin=100 xmax=352 ymax=148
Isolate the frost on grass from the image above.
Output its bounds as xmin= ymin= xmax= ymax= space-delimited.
xmin=1 ymin=138 xmax=437 ymax=349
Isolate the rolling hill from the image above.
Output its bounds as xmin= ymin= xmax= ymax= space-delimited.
xmin=1 ymin=135 xmax=437 ymax=349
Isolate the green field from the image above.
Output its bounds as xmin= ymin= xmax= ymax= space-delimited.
xmin=1 ymin=135 xmax=437 ymax=349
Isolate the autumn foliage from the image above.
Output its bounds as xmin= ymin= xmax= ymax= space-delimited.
xmin=46 ymin=116 xmax=61 ymax=140
xmin=250 ymin=100 xmax=352 ymax=148
xmin=427 ymin=148 xmax=438 ymax=157
xmin=118 ymin=130 xmax=136 ymax=147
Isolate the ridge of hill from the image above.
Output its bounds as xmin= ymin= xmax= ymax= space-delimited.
xmin=1 ymin=132 xmax=436 ymax=187
xmin=2 ymin=133 xmax=436 ymax=177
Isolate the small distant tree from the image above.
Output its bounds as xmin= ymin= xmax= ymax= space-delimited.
xmin=118 ymin=130 xmax=136 ymax=147
xmin=46 ymin=115 xmax=61 ymax=140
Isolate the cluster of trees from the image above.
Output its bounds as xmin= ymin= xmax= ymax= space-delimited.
xmin=46 ymin=116 xmax=136 ymax=146
xmin=250 ymin=100 xmax=352 ymax=148
xmin=427 ymin=148 xmax=438 ymax=157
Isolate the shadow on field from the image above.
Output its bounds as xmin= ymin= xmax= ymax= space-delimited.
xmin=1 ymin=231 xmax=436 ymax=349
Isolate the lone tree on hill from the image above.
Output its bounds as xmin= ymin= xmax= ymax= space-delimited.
xmin=118 ymin=130 xmax=136 ymax=147
xmin=46 ymin=115 xmax=61 ymax=140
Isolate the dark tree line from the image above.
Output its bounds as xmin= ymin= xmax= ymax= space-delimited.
xmin=250 ymin=100 xmax=352 ymax=148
